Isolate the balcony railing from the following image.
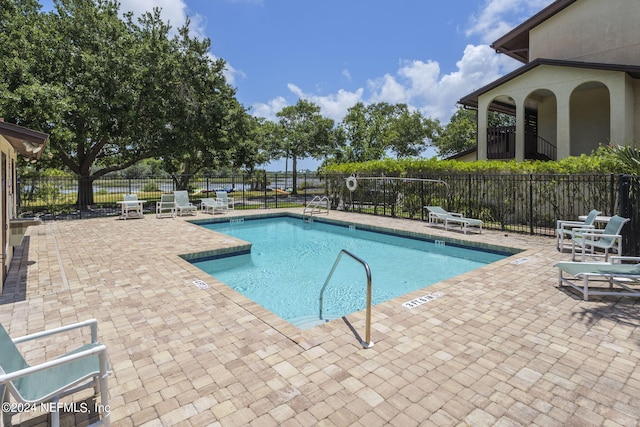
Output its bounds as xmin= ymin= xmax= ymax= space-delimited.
xmin=487 ymin=126 xmax=557 ymax=160
xmin=487 ymin=126 xmax=515 ymax=159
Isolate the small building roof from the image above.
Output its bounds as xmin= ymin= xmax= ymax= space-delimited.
xmin=0 ymin=121 xmax=49 ymax=160
xmin=445 ymin=147 xmax=477 ymax=161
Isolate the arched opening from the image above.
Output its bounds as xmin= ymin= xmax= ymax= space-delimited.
xmin=524 ymin=89 xmax=557 ymax=160
xmin=569 ymin=82 xmax=610 ymax=156
xmin=486 ymin=95 xmax=516 ymax=159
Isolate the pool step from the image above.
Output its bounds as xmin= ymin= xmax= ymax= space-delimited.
xmin=288 ymin=315 xmax=339 ymax=330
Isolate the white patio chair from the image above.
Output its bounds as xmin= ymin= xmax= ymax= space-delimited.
xmin=556 ymin=209 xmax=600 ymax=251
xmin=173 ymin=191 xmax=197 ymax=216
xmin=0 ymin=319 xmax=110 ymax=427
xmin=156 ymin=193 xmax=176 ymax=218
xmin=201 ymin=197 xmax=226 ymax=214
xmin=215 ymin=190 xmax=235 ymax=211
xmin=571 ymin=215 xmax=630 ymax=261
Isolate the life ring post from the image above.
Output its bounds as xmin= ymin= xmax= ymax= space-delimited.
xmin=346 ymin=176 xmax=358 ymax=192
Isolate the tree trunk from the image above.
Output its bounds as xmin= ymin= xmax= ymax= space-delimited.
xmin=77 ymin=175 xmax=94 ymax=210
xmin=291 ymin=156 xmax=298 ymax=195
xmin=172 ymin=174 xmax=191 ymax=191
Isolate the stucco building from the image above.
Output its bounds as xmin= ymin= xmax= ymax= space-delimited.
xmin=459 ymin=0 xmax=640 ymax=161
xmin=0 ymin=121 xmax=48 ymax=290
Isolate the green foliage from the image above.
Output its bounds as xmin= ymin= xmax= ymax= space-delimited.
xmin=275 ymin=99 xmax=335 ymax=194
xmin=431 ymin=106 xmax=476 ymax=157
xmin=606 ymin=144 xmax=640 ymax=175
xmin=325 ymin=149 xmax=626 ymax=176
xmin=338 ymin=102 xmax=436 ymax=163
xmin=0 ymin=0 xmax=249 ymax=205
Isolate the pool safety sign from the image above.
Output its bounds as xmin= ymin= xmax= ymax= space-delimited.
xmin=403 ymin=292 xmax=443 ymax=309
xmin=193 ymin=280 xmax=210 ymax=290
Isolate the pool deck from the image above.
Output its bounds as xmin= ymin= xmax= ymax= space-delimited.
xmin=1 ymin=209 xmax=639 ymax=426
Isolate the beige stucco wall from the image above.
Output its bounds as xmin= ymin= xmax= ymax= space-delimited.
xmin=536 ymin=93 xmax=557 ymax=147
xmin=477 ymin=65 xmax=636 ymax=160
xmin=530 ymin=0 xmax=640 ymax=66
xmin=569 ymin=84 xmax=610 ymax=156
xmin=450 ymin=151 xmax=477 ymax=162
xmin=0 ymin=135 xmax=18 ymax=291
xmin=634 ymin=79 xmax=640 ymax=144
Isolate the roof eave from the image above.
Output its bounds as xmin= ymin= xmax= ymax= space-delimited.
xmin=458 ymin=59 xmax=640 ymax=109
xmin=0 ymin=122 xmax=49 ymax=160
xmin=491 ymin=0 xmax=578 ymax=64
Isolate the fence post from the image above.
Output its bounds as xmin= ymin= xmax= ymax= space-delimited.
xmin=467 ymin=174 xmax=472 ymax=217
xmin=240 ymin=173 xmax=245 ymax=210
xmin=420 ymin=174 xmax=425 ymax=221
xmin=264 ymin=171 xmax=268 ymax=208
xmin=609 ymin=173 xmax=616 ymax=215
xmin=304 ymin=173 xmax=308 ymax=206
xmin=274 ymin=172 xmax=278 ymax=209
xmin=619 ymin=174 xmax=632 ymax=255
xmin=529 ymin=174 xmax=534 ymax=235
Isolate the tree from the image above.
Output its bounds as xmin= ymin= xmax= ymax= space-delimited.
xmin=156 ymin=22 xmax=243 ymax=190
xmin=275 ymin=99 xmax=334 ymax=195
xmin=432 ymin=106 xmax=476 ymax=158
xmin=387 ymin=105 xmax=439 ymax=158
xmin=433 ymin=106 xmax=517 ymax=158
xmin=340 ymin=102 xmax=394 ymax=162
xmin=339 ymin=102 xmax=435 ymax=162
xmin=0 ymin=0 xmax=241 ymax=207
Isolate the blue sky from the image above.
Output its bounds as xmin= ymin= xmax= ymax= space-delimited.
xmin=39 ymin=0 xmax=554 ymax=170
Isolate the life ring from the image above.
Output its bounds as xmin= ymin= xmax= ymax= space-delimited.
xmin=346 ymin=176 xmax=358 ymax=192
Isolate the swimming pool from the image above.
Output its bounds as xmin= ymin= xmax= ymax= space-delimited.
xmin=191 ymin=216 xmax=511 ymax=329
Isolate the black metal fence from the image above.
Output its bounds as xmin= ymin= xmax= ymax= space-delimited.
xmin=17 ymin=171 xmax=640 ymax=255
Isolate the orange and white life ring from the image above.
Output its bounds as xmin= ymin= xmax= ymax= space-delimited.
xmin=346 ymin=176 xmax=358 ymax=192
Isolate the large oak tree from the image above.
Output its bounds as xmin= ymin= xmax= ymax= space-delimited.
xmin=0 ymin=0 xmax=243 ymax=207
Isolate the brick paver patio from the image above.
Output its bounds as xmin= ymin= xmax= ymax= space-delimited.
xmin=1 ymin=209 xmax=638 ymax=426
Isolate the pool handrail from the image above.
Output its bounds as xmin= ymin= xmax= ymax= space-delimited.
xmin=319 ymin=249 xmax=374 ymax=349
xmin=303 ymin=196 xmax=330 ymax=221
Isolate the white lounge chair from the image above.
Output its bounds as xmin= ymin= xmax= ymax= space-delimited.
xmin=0 ymin=319 xmax=111 ymax=426
xmin=201 ymin=197 xmax=226 ymax=214
xmin=156 ymin=193 xmax=176 ymax=218
xmin=571 ymin=215 xmax=630 ymax=261
xmin=556 ymin=209 xmax=601 ymax=251
xmin=173 ymin=191 xmax=197 ymax=216
xmin=215 ymin=190 xmax=234 ymax=211
xmin=425 ymin=206 xmax=482 ymax=234
xmin=555 ymin=257 xmax=640 ymax=300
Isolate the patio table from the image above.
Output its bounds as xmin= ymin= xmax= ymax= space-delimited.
xmin=116 ymin=200 xmax=145 ymax=219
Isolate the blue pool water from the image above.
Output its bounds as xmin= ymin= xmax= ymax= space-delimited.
xmin=192 ymin=216 xmax=508 ymax=329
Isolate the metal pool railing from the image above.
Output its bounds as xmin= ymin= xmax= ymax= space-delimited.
xmin=319 ymin=249 xmax=374 ymax=349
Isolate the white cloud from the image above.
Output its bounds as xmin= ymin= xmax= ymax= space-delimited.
xmin=362 ymin=45 xmax=513 ymax=123
xmin=257 ymin=44 xmax=512 ymax=125
xmin=254 ymin=1 xmax=551 ymax=125
xmin=119 ymin=0 xmax=203 ymax=34
xmin=252 ymin=84 xmax=363 ymax=123
xmin=466 ymin=0 xmax=555 ymax=43
xmin=250 ymin=97 xmax=288 ymax=121
xmin=287 ymin=84 xmax=364 ymax=123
